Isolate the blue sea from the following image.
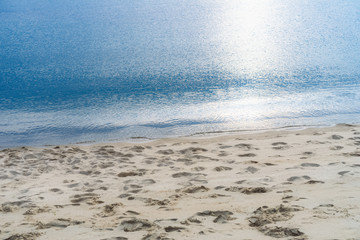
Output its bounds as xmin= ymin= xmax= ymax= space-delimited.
xmin=1 ymin=0 xmax=360 ymax=148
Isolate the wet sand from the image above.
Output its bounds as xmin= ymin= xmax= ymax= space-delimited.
xmin=1 ymin=124 xmax=360 ymax=240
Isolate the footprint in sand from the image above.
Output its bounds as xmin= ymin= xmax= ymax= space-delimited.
xmin=259 ymin=226 xmax=304 ymax=238
xmin=313 ymin=204 xmax=350 ymax=219
xmin=142 ymin=233 xmax=171 ymax=240
xmin=172 ymin=172 xmax=207 ymax=181
xmin=305 ymin=180 xmax=324 ymax=184
xmin=214 ymin=166 xmax=232 ymax=171
xmin=225 ymin=186 xmax=269 ymax=194
xmin=100 ymin=237 xmax=128 ymax=240
xmin=235 ymin=180 xmax=246 ymax=184
xmin=248 ymin=204 xmax=305 ymax=238
xmin=97 ymin=203 xmax=123 ymax=217
xmin=348 ymin=136 xmax=360 ymax=140
xmin=286 ymin=175 xmax=311 ymax=182
xmin=176 ymin=158 xmax=194 ymax=165
xmin=37 ymin=218 xmax=84 ymax=229
xmin=143 ymin=157 xmax=156 ymax=164
xmin=144 ymin=198 xmax=170 ymax=206
xmin=191 ymin=166 xmax=205 ymax=172
xmin=328 ymin=161 xmax=346 ymax=166
xmin=79 ymin=170 xmax=93 ymax=175
xmin=117 ymin=170 xmax=145 ymax=177
xmin=23 ymin=206 xmax=51 ymax=215
xmin=49 ymin=188 xmax=63 ymax=194
xmin=179 ymin=147 xmax=208 ymax=155
xmin=123 ymin=184 xmax=142 ymax=192
xmin=172 ymin=172 xmax=193 ymax=178
xmin=219 ymin=145 xmax=232 ymax=149
xmin=238 ymin=153 xmax=256 ymax=157
xmin=264 ymin=162 xmax=277 ymax=166
xmin=129 ymin=145 xmax=145 ymax=153
xmin=98 ymin=162 xmax=115 ymax=169
xmin=300 ymin=163 xmax=320 ymax=167
xmin=302 ymin=151 xmax=313 ymax=156
xmin=70 ymin=193 xmax=103 ymax=205
xmin=245 ymin=166 xmax=259 ymax=173
xmin=330 ymin=146 xmax=344 ymax=150
xmin=156 ymin=149 xmax=174 ymax=155
xmin=164 ymin=226 xmax=186 ymax=232
xmin=234 ymin=143 xmax=253 ymax=151
xmin=156 ymin=144 xmax=168 ymax=148
xmin=119 ymin=218 xmax=156 ymax=232
xmin=125 ymin=210 xmax=140 ymax=216
xmin=66 ymin=182 xmax=80 ymax=188
xmin=343 ymin=151 xmax=360 ymax=157
xmin=1 ymin=200 xmax=33 ymax=213
xmin=4 ymin=232 xmax=42 ymax=240
xmin=195 ymin=210 xmax=235 ymax=223
xmin=330 ymin=134 xmax=344 ymax=140
xmin=272 ymin=142 xmax=289 ymax=150
xmin=141 ymin=179 xmax=156 ymax=185
xmin=118 ymin=193 xmax=132 ymax=199
xmin=338 ymin=171 xmax=351 ymax=176
xmin=182 ymin=185 xmax=209 ymax=194
xmin=218 ymin=151 xmax=229 ymax=157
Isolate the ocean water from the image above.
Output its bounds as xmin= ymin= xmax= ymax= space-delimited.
xmin=1 ymin=0 xmax=360 ymax=147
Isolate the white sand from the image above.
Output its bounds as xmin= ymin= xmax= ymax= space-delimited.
xmin=1 ymin=124 xmax=360 ymax=240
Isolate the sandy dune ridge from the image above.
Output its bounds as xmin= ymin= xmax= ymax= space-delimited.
xmin=1 ymin=124 xmax=360 ymax=239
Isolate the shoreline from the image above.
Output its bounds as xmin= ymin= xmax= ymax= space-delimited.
xmin=1 ymin=124 xmax=360 ymax=239
xmin=2 ymin=122 xmax=356 ymax=150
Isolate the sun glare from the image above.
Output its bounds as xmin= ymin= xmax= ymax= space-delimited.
xmin=215 ymin=0 xmax=282 ymax=75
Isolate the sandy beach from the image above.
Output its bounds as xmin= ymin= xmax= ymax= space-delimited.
xmin=1 ymin=124 xmax=360 ymax=239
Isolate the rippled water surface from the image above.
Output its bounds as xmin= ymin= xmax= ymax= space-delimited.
xmin=1 ymin=0 xmax=360 ymax=147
